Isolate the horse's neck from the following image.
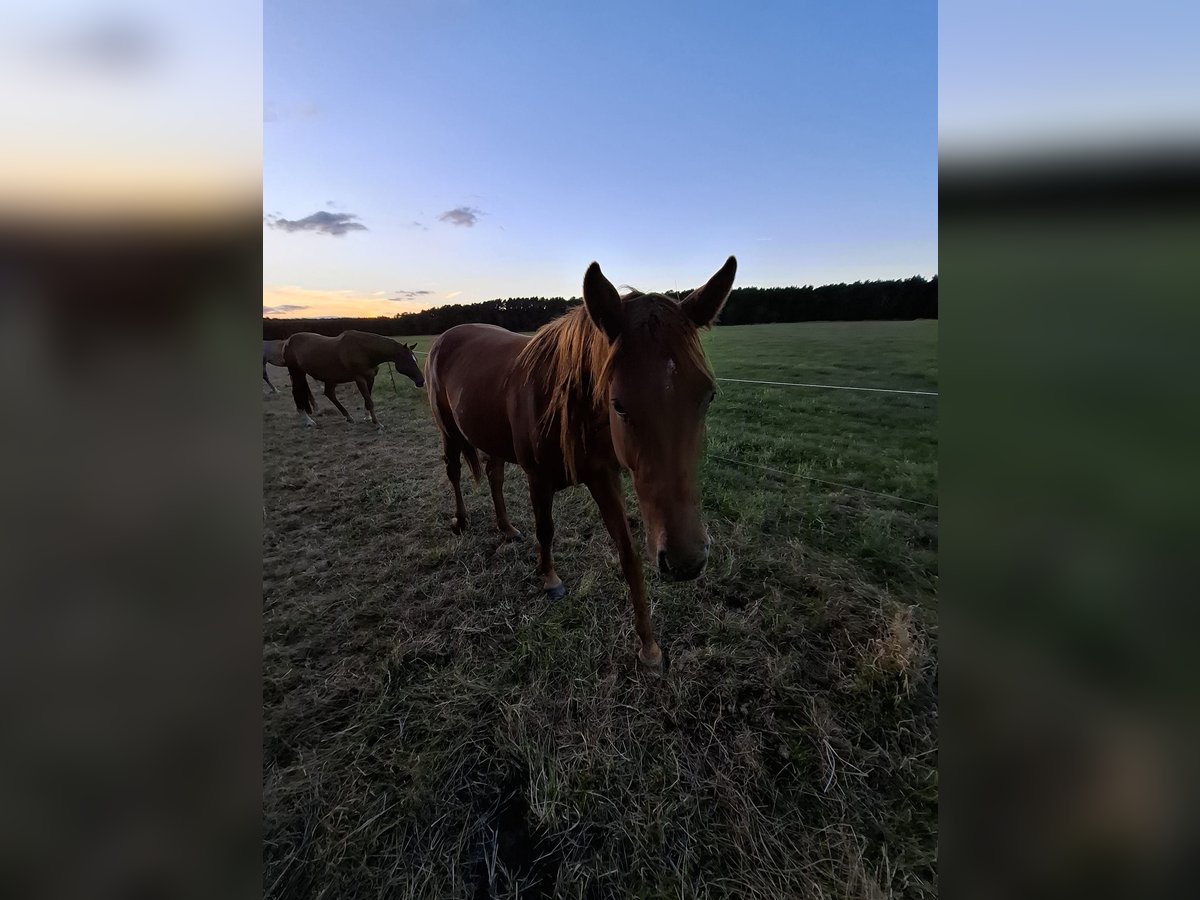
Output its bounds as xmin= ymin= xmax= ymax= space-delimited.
xmin=358 ymin=334 xmax=398 ymax=364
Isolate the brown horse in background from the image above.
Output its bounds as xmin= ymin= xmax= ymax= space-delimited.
xmin=263 ymin=339 xmax=287 ymax=393
xmin=426 ymin=257 xmax=736 ymax=672
xmin=285 ymin=331 xmax=425 ymax=428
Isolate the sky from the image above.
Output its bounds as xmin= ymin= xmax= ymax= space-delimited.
xmin=939 ymin=0 xmax=1200 ymax=157
xmin=2 ymin=1 xmax=260 ymax=217
xmin=265 ymin=0 xmax=937 ymax=318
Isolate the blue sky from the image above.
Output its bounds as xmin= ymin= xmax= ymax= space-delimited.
xmin=940 ymin=1 xmax=1200 ymax=156
xmin=265 ymin=0 xmax=936 ymax=317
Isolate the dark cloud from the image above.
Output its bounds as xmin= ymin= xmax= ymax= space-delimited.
xmin=263 ymin=304 xmax=308 ymax=316
xmin=389 ymin=290 xmax=434 ymax=302
xmin=267 ymin=211 xmax=367 ymax=236
xmin=408 ymin=220 xmax=429 ymax=231
xmin=438 ymin=206 xmax=483 ymax=227
xmin=31 ymin=16 xmax=161 ymax=75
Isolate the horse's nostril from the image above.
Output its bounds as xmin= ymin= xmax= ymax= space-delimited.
xmin=673 ymin=555 xmax=707 ymax=581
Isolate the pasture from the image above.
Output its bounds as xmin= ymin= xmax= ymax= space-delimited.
xmin=263 ymin=320 xmax=938 ymax=898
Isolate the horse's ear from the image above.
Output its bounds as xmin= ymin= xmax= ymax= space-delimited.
xmin=681 ymin=256 xmax=737 ymax=328
xmin=411 ymin=342 xmax=418 ymax=350
xmin=583 ymin=261 xmax=624 ymax=341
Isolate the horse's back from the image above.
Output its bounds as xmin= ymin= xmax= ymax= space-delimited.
xmin=340 ymin=330 xmax=384 ymax=351
xmin=428 ymin=324 xmax=527 ymax=391
xmin=283 ymin=331 xmax=333 ymax=357
xmin=428 ymin=324 xmax=528 ymax=461
xmin=284 ymin=332 xmax=345 ymax=380
xmin=430 ymin=323 xmax=526 ymax=359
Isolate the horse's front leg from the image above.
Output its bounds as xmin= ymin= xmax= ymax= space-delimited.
xmin=585 ymin=469 xmax=662 ymax=673
xmin=324 ymin=382 xmax=354 ymax=422
xmin=528 ymin=478 xmax=565 ymax=600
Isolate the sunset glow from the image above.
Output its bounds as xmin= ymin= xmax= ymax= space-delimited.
xmin=262 ymin=286 xmax=451 ymax=320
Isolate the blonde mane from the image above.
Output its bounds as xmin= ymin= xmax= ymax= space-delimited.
xmin=512 ymin=293 xmax=711 ymax=481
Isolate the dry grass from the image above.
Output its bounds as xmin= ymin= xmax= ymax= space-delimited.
xmin=263 ymin=321 xmax=938 ymax=898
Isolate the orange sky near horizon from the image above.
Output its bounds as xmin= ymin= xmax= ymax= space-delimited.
xmin=262 ymin=285 xmax=464 ymax=319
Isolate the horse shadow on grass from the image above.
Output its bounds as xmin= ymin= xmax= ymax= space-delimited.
xmin=469 ymin=760 xmax=561 ymax=900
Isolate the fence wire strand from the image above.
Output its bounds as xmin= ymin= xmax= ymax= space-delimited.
xmin=416 ymin=352 xmax=932 ymax=395
xmin=707 ymin=454 xmax=937 ymax=510
xmin=716 ymin=376 xmax=937 ymax=396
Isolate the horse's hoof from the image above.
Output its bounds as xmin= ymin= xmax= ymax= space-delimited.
xmin=638 ymin=644 xmax=665 ymax=676
xmin=544 ymin=583 xmax=567 ymax=601
xmin=450 ymin=517 xmax=465 ymax=535
xmin=501 ymin=529 xmax=524 ymax=542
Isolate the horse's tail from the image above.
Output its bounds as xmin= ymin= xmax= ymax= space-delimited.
xmin=461 ymin=445 xmax=482 ymax=483
xmin=427 ymin=340 xmax=481 ymax=483
xmin=289 ymin=365 xmax=315 ymax=414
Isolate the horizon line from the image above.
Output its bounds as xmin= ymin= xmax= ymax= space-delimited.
xmin=262 ymin=273 xmax=938 ymax=320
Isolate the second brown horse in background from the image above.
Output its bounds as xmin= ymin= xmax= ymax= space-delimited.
xmin=285 ymin=330 xmax=425 ymax=428
xmin=426 ymin=257 xmax=737 ymax=672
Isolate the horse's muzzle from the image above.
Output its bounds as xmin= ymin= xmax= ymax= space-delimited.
xmin=658 ymin=546 xmax=708 ymax=582
xmin=414 ymin=377 xmax=426 ymax=388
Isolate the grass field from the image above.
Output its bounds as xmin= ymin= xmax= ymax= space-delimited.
xmin=263 ymin=320 xmax=938 ymax=899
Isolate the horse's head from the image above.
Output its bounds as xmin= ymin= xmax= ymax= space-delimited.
xmin=583 ymin=256 xmax=737 ymax=581
xmin=393 ymin=341 xmax=425 ymax=388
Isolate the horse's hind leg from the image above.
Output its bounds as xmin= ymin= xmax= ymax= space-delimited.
xmin=263 ymin=363 xmax=276 ymax=393
xmin=324 ymin=382 xmax=354 ymax=423
xmin=354 ymin=375 xmax=380 ymax=428
xmin=528 ymin=477 xmax=565 ymax=600
xmin=443 ymin=442 xmax=469 ymax=534
xmin=485 ymin=457 xmax=522 ymax=541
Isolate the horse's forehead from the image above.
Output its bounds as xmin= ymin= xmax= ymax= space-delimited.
xmin=617 ymin=336 xmax=708 ymax=392
xmin=624 ymin=293 xmax=679 ymax=321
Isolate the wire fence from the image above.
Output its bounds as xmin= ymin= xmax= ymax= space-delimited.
xmin=716 ymin=376 xmax=936 ymax=397
xmin=707 ymin=454 xmax=936 ymax=510
xmin=707 ymin=375 xmax=937 ymax=511
xmin=417 ymin=352 xmax=933 ymax=395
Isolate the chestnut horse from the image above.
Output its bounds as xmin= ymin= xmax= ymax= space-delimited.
xmin=263 ymin=339 xmax=287 ymax=393
xmin=426 ymin=257 xmax=736 ymax=672
xmin=284 ymin=330 xmax=425 ymax=428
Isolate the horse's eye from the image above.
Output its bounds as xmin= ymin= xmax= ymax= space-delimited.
xmin=612 ymin=399 xmax=628 ymax=418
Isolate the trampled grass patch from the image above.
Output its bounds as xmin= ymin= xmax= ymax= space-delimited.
xmin=264 ymin=320 xmax=937 ymax=898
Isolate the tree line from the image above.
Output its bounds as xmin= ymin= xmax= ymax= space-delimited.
xmin=263 ymin=275 xmax=936 ymax=339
